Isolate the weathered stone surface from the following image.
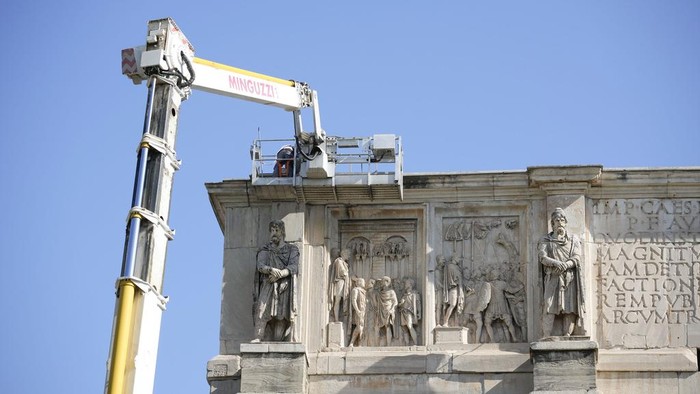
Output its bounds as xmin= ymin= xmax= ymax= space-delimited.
xmin=206 ymin=354 xmax=241 ymax=380
xmin=240 ymin=351 xmax=308 ymax=393
xmin=327 ymin=322 xmax=345 ymax=349
xmin=597 ymin=348 xmax=697 ymax=372
xmin=597 ymin=372 xmax=679 ymax=394
xmin=530 ymin=340 xmax=598 ymax=392
xmin=344 ymin=351 xmax=427 ymax=374
xmin=434 ymin=326 xmax=469 ymax=344
xmin=453 ymin=345 xmax=531 ymax=373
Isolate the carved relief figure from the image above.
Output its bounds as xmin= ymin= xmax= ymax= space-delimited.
xmin=483 ymin=267 xmax=519 ymax=343
xmin=538 ymin=208 xmax=585 ymax=337
xmin=377 ymin=276 xmax=398 ymax=346
xmin=462 ymin=267 xmax=490 ymax=343
xmin=398 ymin=277 xmax=421 ymax=345
xmin=365 ymin=278 xmax=380 ymax=346
xmin=504 ymin=267 xmax=527 ymax=341
xmin=438 ymin=255 xmax=464 ymax=326
xmin=353 ymin=240 xmax=369 ymax=265
xmin=328 ymin=248 xmax=350 ymax=322
xmin=252 ymin=220 xmax=299 ymax=342
xmin=348 ymin=277 xmax=367 ymax=347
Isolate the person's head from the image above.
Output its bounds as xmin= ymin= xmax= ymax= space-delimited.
xmin=488 ymin=267 xmax=501 ymax=281
xmin=382 ymin=276 xmax=392 ymax=288
xmin=269 ymin=220 xmax=286 ymax=244
xmin=330 ymin=247 xmax=340 ymax=259
xmin=550 ymin=208 xmax=567 ymax=234
xmin=436 ymin=254 xmax=445 ymax=267
xmin=463 ymin=267 xmax=472 ymax=281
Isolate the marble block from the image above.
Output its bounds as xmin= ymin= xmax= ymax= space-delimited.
xmin=530 ymin=337 xmax=598 ymax=393
xmin=434 ymin=326 xmax=469 ymax=344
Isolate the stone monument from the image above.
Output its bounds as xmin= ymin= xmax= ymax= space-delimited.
xmin=205 ymin=166 xmax=700 ymax=393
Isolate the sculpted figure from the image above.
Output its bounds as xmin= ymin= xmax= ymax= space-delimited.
xmin=483 ymin=267 xmax=518 ymax=343
xmin=538 ymin=208 xmax=584 ymax=337
xmin=438 ymin=255 xmax=464 ymax=326
xmin=253 ymin=220 xmax=299 ymax=342
xmin=398 ymin=278 xmax=421 ymax=345
xmin=462 ymin=267 xmax=490 ymax=343
xmin=377 ymin=276 xmax=398 ymax=346
xmin=328 ymin=248 xmax=350 ymax=322
xmin=365 ymin=278 xmax=380 ymax=346
xmin=504 ymin=268 xmax=527 ymax=341
xmin=348 ymin=278 xmax=367 ymax=347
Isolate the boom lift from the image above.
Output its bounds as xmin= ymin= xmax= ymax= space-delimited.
xmin=108 ymin=17 xmax=402 ymax=394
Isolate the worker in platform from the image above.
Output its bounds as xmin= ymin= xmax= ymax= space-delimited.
xmin=273 ymin=145 xmax=295 ymax=177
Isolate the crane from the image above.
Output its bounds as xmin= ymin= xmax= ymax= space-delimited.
xmin=107 ymin=17 xmax=402 ymax=393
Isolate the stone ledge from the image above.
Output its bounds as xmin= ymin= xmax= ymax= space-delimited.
xmin=309 ymin=345 xmax=532 ymax=375
xmin=597 ymin=348 xmax=698 ymax=372
xmin=530 ymin=340 xmax=598 ymax=351
xmin=528 ymin=165 xmax=603 ymax=187
xmin=206 ymin=354 xmax=242 ymax=381
xmin=240 ymin=342 xmax=306 ymax=354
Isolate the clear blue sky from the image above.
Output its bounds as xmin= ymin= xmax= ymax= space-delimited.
xmin=1 ymin=1 xmax=698 ymax=393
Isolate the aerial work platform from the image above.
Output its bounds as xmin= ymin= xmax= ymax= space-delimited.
xmin=250 ymin=134 xmax=403 ymax=202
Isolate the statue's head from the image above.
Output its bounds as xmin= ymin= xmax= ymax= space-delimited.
xmin=269 ymin=220 xmax=286 ymax=244
xmin=367 ymin=278 xmax=376 ymax=289
xmin=436 ymin=254 xmax=445 ymax=267
xmin=381 ymin=276 xmax=392 ymax=288
xmin=354 ymin=277 xmax=365 ymax=288
xmin=403 ymin=277 xmax=414 ymax=290
xmin=550 ymin=208 xmax=567 ymax=234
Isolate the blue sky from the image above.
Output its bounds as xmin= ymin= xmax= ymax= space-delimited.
xmin=1 ymin=1 xmax=698 ymax=393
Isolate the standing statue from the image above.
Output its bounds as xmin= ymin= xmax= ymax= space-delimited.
xmin=365 ymin=278 xmax=380 ymax=346
xmin=462 ymin=267 xmax=490 ymax=343
xmin=328 ymin=248 xmax=350 ymax=322
xmin=398 ymin=277 xmax=421 ymax=345
xmin=538 ymin=208 xmax=584 ymax=337
xmin=483 ymin=267 xmax=518 ymax=343
xmin=438 ymin=255 xmax=464 ymax=326
xmin=348 ymin=277 xmax=367 ymax=347
xmin=252 ymin=220 xmax=299 ymax=342
xmin=377 ymin=276 xmax=398 ymax=346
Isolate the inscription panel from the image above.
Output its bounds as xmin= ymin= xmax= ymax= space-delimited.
xmin=592 ymin=199 xmax=700 ymax=348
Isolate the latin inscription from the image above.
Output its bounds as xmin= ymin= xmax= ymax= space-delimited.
xmin=592 ymin=199 xmax=700 ymax=346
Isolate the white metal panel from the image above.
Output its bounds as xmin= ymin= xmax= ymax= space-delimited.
xmin=192 ymin=62 xmax=303 ymax=110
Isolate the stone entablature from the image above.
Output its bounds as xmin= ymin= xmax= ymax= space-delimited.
xmin=205 ymin=166 xmax=700 ymax=394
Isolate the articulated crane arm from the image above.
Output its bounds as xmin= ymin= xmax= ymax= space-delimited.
xmin=107 ymin=17 xmax=326 ymax=394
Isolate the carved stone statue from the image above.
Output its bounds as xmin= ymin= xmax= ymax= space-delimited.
xmin=398 ymin=277 xmax=421 ymax=345
xmin=328 ymin=248 xmax=350 ymax=322
xmin=437 ymin=255 xmax=464 ymax=326
xmin=377 ymin=276 xmax=398 ymax=346
xmin=483 ymin=267 xmax=518 ymax=343
xmin=462 ymin=267 xmax=490 ymax=343
xmin=252 ymin=220 xmax=299 ymax=342
xmin=348 ymin=277 xmax=367 ymax=347
xmin=365 ymin=278 xmax=380 ymax=346
xmin=538 ymin=208 xmax=584 ymax=337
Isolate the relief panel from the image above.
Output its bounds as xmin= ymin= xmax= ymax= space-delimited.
xmin=438 ymin=216 xmax=526 ymax=343
xmin=335 ymin=219 xmax=421 ymax=346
